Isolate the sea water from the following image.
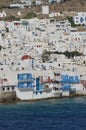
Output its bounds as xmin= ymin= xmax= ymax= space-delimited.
xmin=0 ymin=97 xmax=86 ymax=130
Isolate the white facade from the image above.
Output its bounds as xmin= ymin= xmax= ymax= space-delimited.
xmin=73 ymin=12 xmax=86 ymax=25
xmin=20 ymin=0 xmax=41 ymax=6
xmin=62 ymin=91 xmax=70 ymax=96
xmin=16 ymin=88 xmax=51 ymax=100
xmin=16 ymin=88 xmax=57 ymax=100
xmin=35 ymin=0 xmax=42 ymax=5
xmin=21 ymin=0 xmax=32 ymax=4
xmin=0 ymin=11 xmax=6 ymax=18
xmin=16 ymin=88 xmax=34 ymax=100
xmin=42 ymin=6 xmax=49 ymax=14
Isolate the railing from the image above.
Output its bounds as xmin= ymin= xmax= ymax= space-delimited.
xmin=18 ymin=79 xmax=34 ymax=82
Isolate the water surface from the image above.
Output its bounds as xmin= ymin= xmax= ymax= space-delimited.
xmin=0 ymin=97 xmax=86 ymax=130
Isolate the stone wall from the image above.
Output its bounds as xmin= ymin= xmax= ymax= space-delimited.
xmin=0 ymin=91 xmax=16 ymax=103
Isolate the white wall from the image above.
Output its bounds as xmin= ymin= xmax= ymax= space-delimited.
xmin=42 ymin=6 xmax=49 ymax=14
xmin=16 ymin=88 xmax=54 ymax=100
xmin=16 ymin=88 xmax=33 ymax=100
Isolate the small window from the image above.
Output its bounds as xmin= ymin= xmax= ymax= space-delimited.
xmin=58 ymin=64 xmax=60 ymax=67
xmin=56 ymin=73 xmax=60 ymax=76
xmin=36 ymin=92 xmax=38 ymax=95
xmin=76 ymin=17 xmax=79 ymax=19
xmin=76 ymin=21 xmax=79 ymax=23
xmin=2 ymin=87 xmax=5 ymax=91
xmin=54 ymin=58 xmax=57 ymax=61
xmin=12 ymin=86 xmax=14 ymax=90
xmin=56 ymin=88 xmax=59 ymax=90
xmin=11 ymin=62 xmax=14 ymax=65
xmin=40 ymin=91 xmax=42 ymax=94
xmin=22 ymin=67 xmax=24 ymax=70
xmin=7 ymin=87 xmax=9 ymax=91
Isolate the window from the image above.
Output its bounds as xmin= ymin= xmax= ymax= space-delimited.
xmin=2 ymin=87 xmax=5 ymax=91
xmin=40 ymin=91 xmax=42 ymax=94
xmin=76 ymin=21 xmax=79 ymax=23
xmin=22 ymin=67 xmax=24 ymax=70
xmin=58 ymin=64 xmax=60 ymax=67
xmin=36 ymin=91 xmax=38 ymax=95
xmin=7 ymin=87 xmax=9 ymax=91
xmin=56 ymin=73 xmax=60 ymax=76
xmin=12 ymin=86 xmax=14 ymax=90
xmin=76 ymin=17 xmax=79 ymax=19
xmin=54 ymin=58 xmax=57 ymax=61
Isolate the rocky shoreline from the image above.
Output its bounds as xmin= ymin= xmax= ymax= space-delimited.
xmin=0 ymin=93 xmax=86 ymax=104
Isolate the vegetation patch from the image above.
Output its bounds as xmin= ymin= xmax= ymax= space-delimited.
xmin=67 ymin=16 xmax=76 ymax=27
xmin=23 ymin=12 xmax=37 ymax=19
xmin=1 ymin=15 xmax=20 ymax=21
xmin=45 ymin=50 xmax=83 ymax=59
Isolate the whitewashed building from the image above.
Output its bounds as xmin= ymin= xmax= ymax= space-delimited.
xmin=73 ymin=12 xmax=86 ymax=25
xmin=49 ymin=0 xmax=65 ymax=4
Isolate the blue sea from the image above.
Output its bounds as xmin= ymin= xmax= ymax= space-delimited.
xmin=0 ymin=97 xmax=86 ymax=130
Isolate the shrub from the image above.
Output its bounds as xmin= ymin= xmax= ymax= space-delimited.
xmin=23 ymin=12 xmax=37 ymax=19
xmin=3 ymin=15 xmax=20 ymax=21
xmin=63 ymin=50 xmax=83 ymax=58
xmin=67 ymin=16 xmax=76 ymax=27
xmin=41 ymin=50 xmax=50 ymax=62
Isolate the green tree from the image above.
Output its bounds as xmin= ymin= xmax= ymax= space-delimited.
xmin=63 ymin=50 xmax=83 ymax=58
xmin=41 ymin=50 xmax=50 ymax=62
xmin=67 ymin=16 xmax=76 ymax=27
xmin=23 ymin=12 xmax=37 ymax=19
xmin=4 ymin=15 xmax=20 ymax=21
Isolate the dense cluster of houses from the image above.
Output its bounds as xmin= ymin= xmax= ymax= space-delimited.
xmin=0 ymin=13 xmax=86 ymax=101
xmin=10 ymin=0 xmax=65 ymax=8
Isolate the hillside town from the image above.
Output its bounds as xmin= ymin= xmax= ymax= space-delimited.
xmin=0 ymin=1 xmax=86 ymax=102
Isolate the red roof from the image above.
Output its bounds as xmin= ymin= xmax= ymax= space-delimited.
xmin=21 ymin=55 xmax=32 ymax=60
